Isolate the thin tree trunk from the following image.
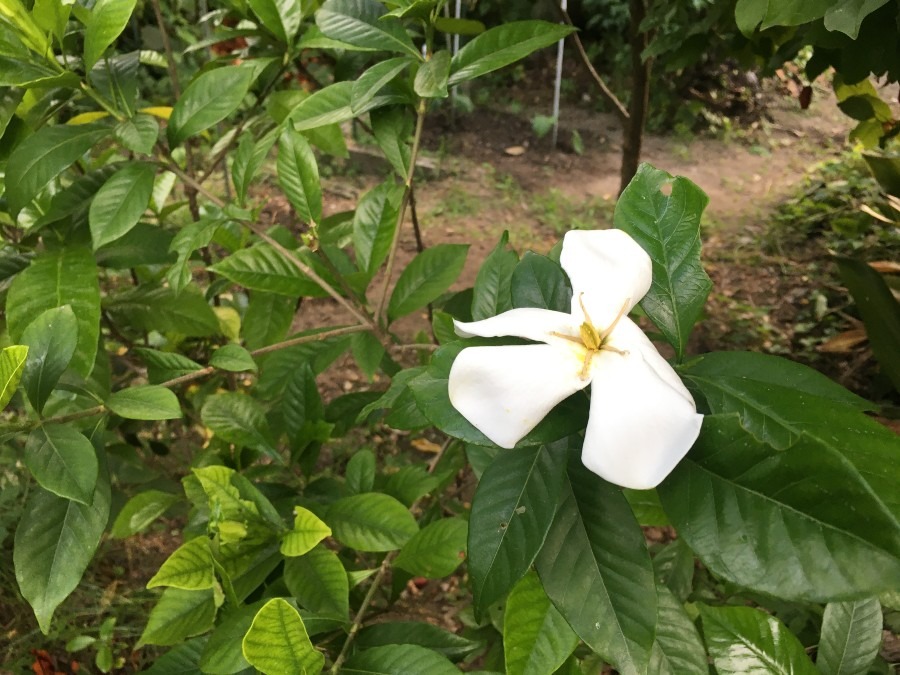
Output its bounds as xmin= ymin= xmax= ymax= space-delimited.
xmin=619 ymin=0 xmax=651 ymax=195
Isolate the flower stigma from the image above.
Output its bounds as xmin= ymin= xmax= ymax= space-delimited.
xmin=552 ymin=293 xmax=631 ymax=380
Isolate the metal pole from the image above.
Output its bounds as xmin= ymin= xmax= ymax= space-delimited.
xmin=552 ymin=0 xmax=567 ymax=148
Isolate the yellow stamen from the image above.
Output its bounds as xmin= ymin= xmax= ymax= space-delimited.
xmin=599 ymin=298 xmax=631 ymax=342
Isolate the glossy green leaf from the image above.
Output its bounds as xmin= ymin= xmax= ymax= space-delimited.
xmin=288 ymin=81 xmax=356 ymax=131
xmin=327 ymin=492 xmax=417 ymax=552
xmin=649 ymin=585 xmax=707 ymax=674
xmin=346 ymin=449 xmax=376 ymax=494
xmin=511 ymin=252 xmax=572 ymax=312
xmin=817 ymin=598 xmax=883 ymax=675
xmin=383 ymin=465 xmax=442 ymax=506
xmin=24 ymin=425 xmax=98 ymax=505
xmin=5 ymin=124 xmax=109 ymax=216
xmin=106 ymin=385 xmax=182 ymax=420
xmin=135 ymin=348 xmax=203 ymax=384
xmin=615 ymin=163 xmax=711 ymax=360
xmin=371 ymin=106 xmax=412 ymax=178
xmin=168 ymin=66 xmax=253 ymax=146
xmin=700 ymin=604 xmax=817 ymax=675
xmin=210 ymin=344 xmax=257 ymax=373
xmin=201 ymin=392 xmax=276 ymax=454
xmin=472 ymin=232 xmax=517 ymax=320
xmin=434 ymin=16 xmax=486 ymax=35
xmin=658 ymin=415 xmax=900 ymax=601
xmin=199 ymin=601 xmax=265 ymax=674
xmin=282 ymin=362 xmax=325 ymax=450
xmin=22 ymin=307 xmax=78 ymax=413
xmin=317 ymin=0 xmax=419 ymax=57
xmin=278 ymin=128 xmax=322 ymax=225
xmin=284 ymin=545 xmax=349 ymax=619
xmin=114 ymin=114 xmax=158 ymax=155
xmin=356 ymin=622 xmax=479 ymax=659
xmin=503 ymin=571 xmax=578 ymax=675
xmin=415 ymin=50 xmax=451 ymax=98
xmin=0 ymin=345 xmax=28 ymax=410
xmin=83 ymin=0 xmax=137 ymax=71
xmin=7 ymin=248 xmax=100 ymax=378
xmin=14 ymin=469 xmax=110 ymax=633
xmin=210 ymin=244 xmax=331 ymax=298
xmin=138 ymin=588 xmax=217 ymax=647
xmin=147 ymin=536 xmax=215 ymax=590
xmin=351 ymin=331 xmax=385 ymax=380
xmin=143 ymin=637 xmax=208 ymax=674
xmin=343 ymin=644 xmax=460 ymax=674
xmin=837 ymin=257 xmax=900 ymax=392
xmin=106 ymin=284 xmax=220 ymax=337
xmin=0 ymin=0 xmax=50 ymax=54
xmin=89 ymin=162 xmax=156 ymax=249
xmin=111 ymin=489 xmax=179 ymax=538
xmin=388 ymin=244 xmax=468 ymax=321
xmin=232 ymin=130 xmax=278 ymax=207
xmin=353 ymin=181 xmax=402 ymax=276
xmin=734 ymin=0 xmax=887 ymax=37
xmin=395 ymin=517 xmax=467 ymax=579
xmin=243 ymin=291 xmax=295 ymax=350
xmin=242 ymin=598 xmax=324 ymax=674
xmin=248 ymin=0 xmax=303 ymax=43
xmin=536 ymin=455 xmax=657 ymax=675
xmin=448 ymin=21 xmax=574 ymax=85
xmin=281 ymin=507 xmax=332 ymax=557
xmin=352 ymin=57 xmax=411 ymax=113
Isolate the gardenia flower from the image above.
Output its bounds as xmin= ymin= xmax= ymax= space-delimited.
xmin=448 ymin=229 xmax=703 ymax=490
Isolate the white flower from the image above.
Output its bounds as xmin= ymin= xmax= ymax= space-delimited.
xmin=448 ymin=229 xmax=703 ymax=490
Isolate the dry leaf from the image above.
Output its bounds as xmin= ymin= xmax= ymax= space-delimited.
xmin=504 ymin=145 xmax=526 ymax=156
xmin=411 ymin=438 xmax=442 ymax=454
xmin=869 ymin=260 xmax=900 ymax=274
xmin=818 ymin=328 xmax=868 ymax=353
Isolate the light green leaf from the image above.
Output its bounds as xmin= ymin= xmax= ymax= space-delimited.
xmin=7 ymin=248 xmax=100 ymax=378
xmin=0 ymin=345 xmax=29 ymax=410
xmin=209 ymin=344 xmax=257 ymax=373
xmin=287 ymin=81 xmax=356 ymax=131
xmin=615 ymin=163 xmax=711 ymax=360
xmin=343 ymin=644 xmax=460 ymax=674
xmin=33 ymin=0 xmax=71 ymax=44
xmin=817 ymin=598 xmax=883 ymax=675
xmin=284 ymin=545 xmax=349 ymax=619
xmin=83 ymin=0 xmax=137 ymax=71
xmin=503 ymin=571 xmax=579 ymax=675
xmin=168 ymin=66 xmax=253 ymax=146
xmin=147 ymin=537 xmax=215 ymax=590
xmin=0 ymin=0 xmax=50 ymax=54
xmin=89 ymin=162 xmax=156 ymax=249
xmin=395 ymin=517 xmax=467 ymax=579
xmin=700 ymin=604 xmax=817 ymax=675
xmin=351 ymin=57 xmax=411 ymax=113
xmin=200 ymin=601 xmax=265 ymax=674
xmin=111 ymin=490 xmax=179 ymax=538
xmin=114 ymin=114 xmax=159 ymax=155
xmin=210 ymin=244 xmax=332 ymax=298
xmin=825 ymin=0 xmax=891 ymax=39
xmin=353 ymin=181 xmax=402 ymax=276
xmin=278 ymin=128 xmax=322 ymax=224
xmin=345 ymin=449 xmax=376 ymax=494
xmin=248 ymin=0 xmax=303 ymax=43
xmin=201 ymin=392 xmax=276 ymax=454
xmin=135 ymin=348 xmax=203 ymax=385
xmin=242 ymin=598 xmax=325 ymax=675
xmin=387 ymin=244 xmax=468 ymax=321
xmin=106 ymin=385 xmax=182 ymax=420
xmin=138 ymin=588 xmax=217 ymax=647
xmin=371 ymin=107 xmax=412 ymax=178
xmin=316 ymin=0 xmax=419 ymax=57
xmin=281 ymin=507 xmax=332 ymax=557
xmin=327 ymin=493 xmax=417 ymax=552
xmin=232 ymin=130 xmax=278 ymax=207
xmin=105 ymin=284 xmax=221 ymax=337
xmin=415 ymin=50 xmax=451 ymax=98
xmin=23 ymin=425 xmax=98 ymax=505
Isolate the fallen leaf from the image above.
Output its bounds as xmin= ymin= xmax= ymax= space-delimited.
xmin=818 ymin=328 xmax=868 ymax=353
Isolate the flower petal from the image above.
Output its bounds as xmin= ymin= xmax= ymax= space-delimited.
xmin=454 ymin=307 xmax=578 ymax=345
xmin=560 ymin=229 xmax=652 ymax=328
xmin=448 ymin=344 xmax=589 ymax=448
xmin=581 ymin=348 xmax=703 ymax=489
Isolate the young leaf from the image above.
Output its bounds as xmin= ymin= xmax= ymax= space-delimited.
xmin=168 ymin=66 xmax=254 ymax=146
xmin=536 ymin=454 xmax=658 ymax=675
xmin=699 ymin=604 xmax=817 ymax=675
xmin=23 ymin=425 xmax=98 ymax=505
xmin=147 ymin=537 xmax=215 ymax=590
xmin=242 ymin=598 xmax=325 ymax=675
xmin=387 ymin=244 xmax=468 ymax=322
xmin=7 ymin=248 xmax=100 ymax=378
xmin=209 ymin=344 xmax=257 ymax=373
xmin=415 ymin=50 xmax=451 ymax=99
xmin=89 ymin=162 xmax=156 ymax=249
xmin=316 ymin=0 xmax=420 ymax=57
xmin=111 ymin=490 xmax=179 ymax=538
xmin=817 ymin=598 xmax=883 ymax=675
xmin=469 ymin=443 xmax=567 ymax=611
xmin=138 ymin=588 xmax=217 ymax=647
xmin=395 ymin=517 xmax=467 ymax=579
xmin=503 ymin=571 xmax=579 ymax=675
xmin=614 ymin=163 xmax=711 ymax=361
xmin=106 ymin=385 xmax=182 ymax=420
xmin=472 ymin=232 xmax=517 ymax=320
xmin=284 ymin=545 xmax=349 ymax=619
xmin=343 ymin=644 xmax=459 ymax=674
xmin=277 ymin=128 xmax=322 ymax=224
xmin=280 ymin=507 xmax=332 ymax=557
xmin=448 ymin=21 xmax=574 ymax=85
xmin=83 ymin=0 xmax=137 ymax=71
xmin=0 ymin=345 xmax=29 ymax=410
xmin=326 ymin=493 xmax=418 ymax=552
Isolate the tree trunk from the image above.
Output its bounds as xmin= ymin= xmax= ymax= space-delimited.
xmin=619 ymin=0 xmax=651 ymax=195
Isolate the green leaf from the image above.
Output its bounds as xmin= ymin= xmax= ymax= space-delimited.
xmin=351 ymin=331 xmax=385 ymax=380
xmin=232 ymin=130 xmax=278 ymax=207
xmin=327 ymin=493 xmax=417 ymax=552
xmin=106 ymin=385 xmax=182 ymax=420
xmin=511 ymin=252 xmax=572 ymax=312
xmin=352 ymin=58 xmax=411 ymax=113
xmin=7 ymin=248 xmax=100 ymax=378
xmin=649 ymin=585 xmax=707 ymax=674
xmin=388 ymin=244 xmax=468 ymax=321
xmin=434 ymin=16 xmax=486 ymax=35
xmin=536 ymin=455 xmax=657 ymax=675
xmin=614 ymin=163 xmax=711 ymax=360
xmin=22 ymin=305 xmax=78 ymax=413
xmin=200 ymin=601 xmax=264 ymax=674
xmin=287 ymin=81 xmax=356 ymax=131
xmin=138 ymin=588 xmax=216 ymax=647
xmin=210 ymin=344 xmax=257 ymax=373
xmin=346 ymin=449 xmax=376 ymax=494
xmin=110 ymin=489 xmax=178 ymax=538
xmin=105 ymin=284 xmax=220 ymax=337
xmin=469 ymin=443 xmax=567 ymax=611
xmin=14 ymin=468 xmax=110 ymax=633
xmin=278 ymin=128 xmax=322 ymax=225
xmin=24 ymin=425 xmax=98 ymax=505
xmin=210 ymin=244 xmax=332 ymax=298
xmin=415 ymin=50 xmax=451 ymax=99
xmin=699 ymin=604 xmax=817 ymax=675
xmin=281 ymin=507 xmax=332 ymax=557
xmin=147 ymin=536 xmax=215 ymax=590
xmin=316 ymin=0 xmax=419 ymax=57
xmin=503 ymin=570 xmax=579 ymax=675
xmin=817 ymin=598 xmax=883 ymax=675
xmin=144 ymin=638 xmax=207 ymax=674
xmin=371 ymin=107 xmax=412 ymax=178
xmin=248 ymin=0 xmax=303 ymax=43
xmin=356 ymin=622 xmax=480 ymax=660
xmin=5 ymin=124 xmax=109 ymax=216
xmin=201 ymin=392 xmax=276 ymax=454
xmin=135 ymin=348 xmax=203 ymax=384
xmin=395 ymin=517 xmax=467 ymax=579
xmin=658 ymin=415 xmax=900 ymax=601
xmin=168 ymin=66 xmax=253 ymax=146
xmin=825 ymin=0 xmax=891 ymax=39
xmin=353 ymin=181 xmax=402 ymax=276
xmin=837 ymin=257 xmax=900 ymax=392
xmin=342 ymin=644 xmax=460 ymax=674
xmin=472 ymin=232 xmax=517 ymax=320
xmin=0 ymin=346 xmax=27 ymax=411
xmin=382 ymin=465 xmax=441 ymax=506
xmin=83 ymin=0 xmax=137 ymax=71
xmin=114 ymin=114 xmax=158 ymax=155
xmin=0 ymin=0 xmax=50 ymax=54
xmin=282 ymin=362 xmax=325 ymax=450
xmin=448 ymin=21 xmax=574 ymax=86
xmin=284 ymin=545 xmax=349 ymax=619
xmin=243 ymin=291 xmax=295 ymax=350
xmin=242 ymin=598 xmax=325 ymax=675
xmin=89 ymin=162 xmax=156 ymax=250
